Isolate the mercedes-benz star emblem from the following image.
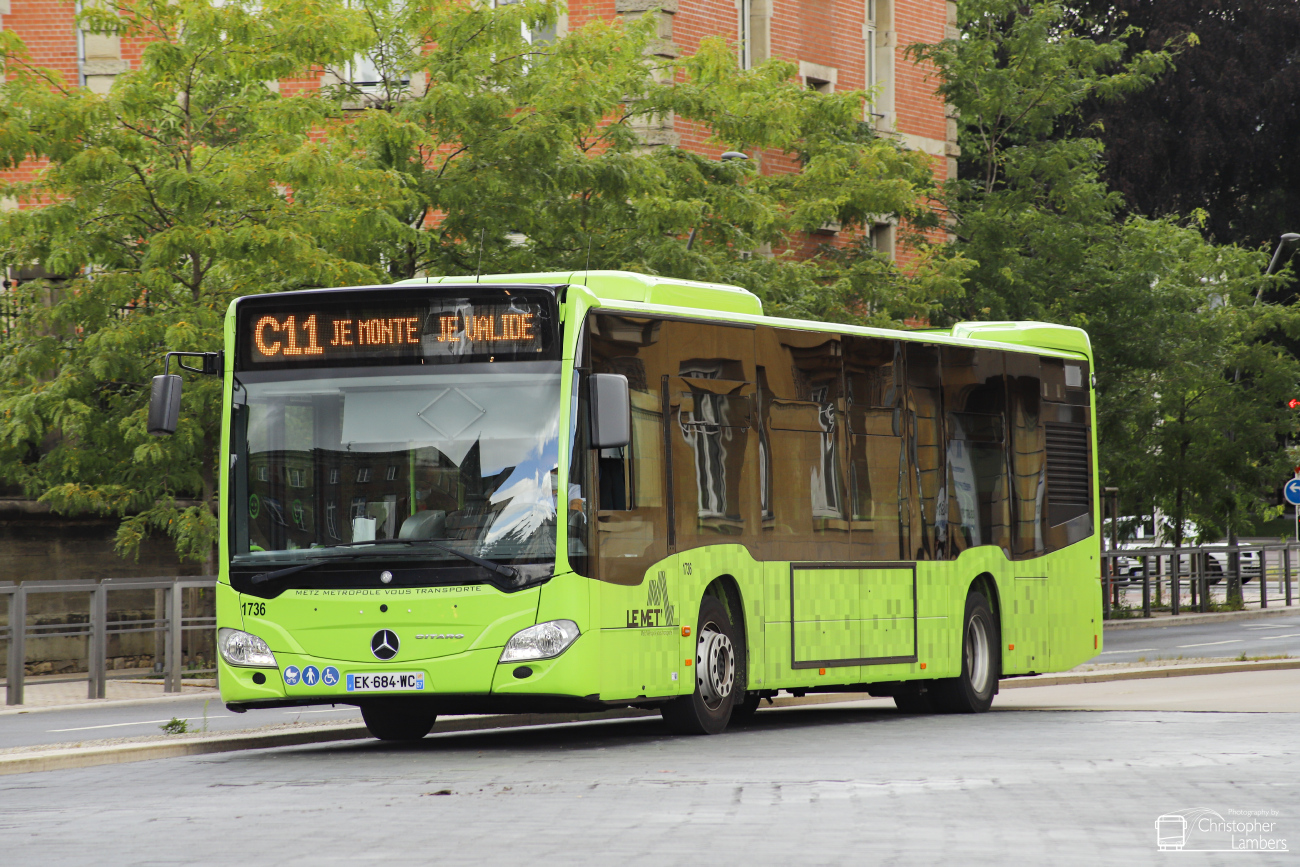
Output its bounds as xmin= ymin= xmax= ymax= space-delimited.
xmin=371 ymin=629 xmax=399 ymax=660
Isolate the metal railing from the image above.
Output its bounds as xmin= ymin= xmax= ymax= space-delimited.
xmin=0 ymin=576 xmax=216 ymax=706
xmin=1100 ymin=544 xmax=1297 ymax=619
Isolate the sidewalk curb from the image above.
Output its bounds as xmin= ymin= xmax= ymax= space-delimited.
xmin=0 ymin=690 xmax=221 ymax=717
xmin=1104 ymin=606 xmax=1299 ymax=630
xmin=5 ymin=661 xmax=1297 ymax=777
xmin=999 ymin=658 xmax=1300 ymax=689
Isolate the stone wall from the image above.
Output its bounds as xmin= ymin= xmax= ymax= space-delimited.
xmin=1 ymin=498 xmax=212 ymax=674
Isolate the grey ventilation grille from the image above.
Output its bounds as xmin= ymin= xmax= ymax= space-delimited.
xmin=1045 ymin=423 xmax=1090 ymax=525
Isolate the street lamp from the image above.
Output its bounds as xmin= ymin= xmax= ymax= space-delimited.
xmin=685 ymin=151 xmax=750 ymax=251
xmin=1266 ymin=233 xmax=1300 ymax=276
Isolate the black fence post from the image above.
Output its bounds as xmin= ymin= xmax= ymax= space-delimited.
xmin=1142 ymin=554 xmax=1151 ymax=618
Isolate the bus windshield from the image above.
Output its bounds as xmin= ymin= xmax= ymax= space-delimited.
xmin=230 ymin=362 xmax=561 ymax=568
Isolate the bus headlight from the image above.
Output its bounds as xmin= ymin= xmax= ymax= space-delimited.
xmin=218 ymin=627 xmax=278 ymax=668
xmin=500 ymin=620 xmax=580 ymax=663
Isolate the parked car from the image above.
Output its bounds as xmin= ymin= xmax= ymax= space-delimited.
xmin=1104 ymin=516 xmax=1260 ymax=584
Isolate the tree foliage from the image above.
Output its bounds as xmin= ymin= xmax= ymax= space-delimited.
xmin=0 ymin=0 xmax=394 ymax=566
xmin=1069 ymin=0 xmax=1300 ymax=254
xmin=917 ymin=0 xmax=1300 ymax=539
xmin=0 ymin=0 xmax=957 ymax=563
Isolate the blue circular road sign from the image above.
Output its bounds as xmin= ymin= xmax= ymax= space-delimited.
xmin=1284 ymin=478 xmax=1300 ymax=506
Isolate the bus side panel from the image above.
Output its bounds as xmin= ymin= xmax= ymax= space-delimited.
xmin=996 ymin=541 xmax=1101 ymax=676
xmin=1052 ymin=541 xmax=1103 ymax=670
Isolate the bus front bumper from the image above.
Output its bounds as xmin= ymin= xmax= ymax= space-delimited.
xmin=218 ymin=633 xmax=614 ymax=714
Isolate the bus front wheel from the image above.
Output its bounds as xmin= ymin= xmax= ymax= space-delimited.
xmin=930 ymin=591 xmax=999 ymax=714
xmin=662 ymin=595 xmax=738 ymax=735
xmin=360 ymin=703 xmax=437 ymax=741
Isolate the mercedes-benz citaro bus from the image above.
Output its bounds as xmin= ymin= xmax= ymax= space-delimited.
xmin=147 ymin=270 xmax=1102 ymax=740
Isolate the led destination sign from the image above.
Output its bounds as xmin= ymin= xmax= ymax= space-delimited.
xmin=236 ymin=290 xmax=555 ymax=369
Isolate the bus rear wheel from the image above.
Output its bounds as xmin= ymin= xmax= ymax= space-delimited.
xmin=661 ymin=595 xmax=738 ymax=735
xmin=360 ymin=703 xmax=437 ymax=741
xmin=930 ymin=590 xmax=999 ymax=714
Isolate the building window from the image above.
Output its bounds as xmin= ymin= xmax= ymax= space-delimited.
xmin=870 ymin=223 xmax=895 ymax=260
xmin=350 ymin=497 xmax=367 ymax=519
xmin=739 ymin=0 xmax=753 ymax=69
xmin=865 ymin=0 xmax=877 ymax=89
xmin=738 ymin=0 xmax=769 ymax=69
xmin=328 ymin=468 xmax=339 ymax=485
xmin=798 ymin=61 xmax=837 ymax=95
xmin=493 ymin=0 xmax=556 ymax=48
xmin=345 ymin=0 xmax=412 ymax=94
xmin=385 ymin=465 xmax=399 ymax=481
xmin=356 ymin=467 xmax=371 ymax=483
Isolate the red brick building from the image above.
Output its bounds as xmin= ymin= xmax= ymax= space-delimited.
xmin=0 ymin=0 xmax=958 ymax=259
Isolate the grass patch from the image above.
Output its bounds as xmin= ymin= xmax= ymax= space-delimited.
xmin=160 ymin=717 xmax=189 ymax=735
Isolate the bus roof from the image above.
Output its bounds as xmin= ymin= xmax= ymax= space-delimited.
xmin=394 ymin=270 xmax=1092 ymax=359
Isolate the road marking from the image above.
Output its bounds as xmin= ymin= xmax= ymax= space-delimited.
xmin=49 ymin=716 xmax=226 ymax=733
xmin=1098 ymin=649 xmax=1154 ymax=655
xmin=1175 ymin=640 xmax=1243 ymax=649
xmin=1260 ymin=633 xmax=1300 ymax=640
xmin=1246 ymin=624 xmax=1300 ymax=630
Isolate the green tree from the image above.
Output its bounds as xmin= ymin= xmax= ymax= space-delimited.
xmin=339 ymin=0 xmax=968 ymax=326
xmin=0 ymin=0 xmax=394 ymax=569
xmin=916 ymin=0 xmax=1300 ymax=563
xmin=1 ymin=0 xmax=967 ymax=566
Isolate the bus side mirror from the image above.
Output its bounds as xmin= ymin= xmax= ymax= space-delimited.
xmin=148 ymin=374 xmax=183 ymax=436
xmin=589 ymin=373 xmax=630 ymax=449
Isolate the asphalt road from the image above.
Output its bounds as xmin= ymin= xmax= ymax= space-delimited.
xmin=0 ymin=699 xmax=361 ymax=750
xmin=2 ymin=615 xmax=1296 ymax=752
xmin=1091 ymin=614 xmax=1300 ymax=664
xmin=2 ymin=699 xmax=1296 ymax=865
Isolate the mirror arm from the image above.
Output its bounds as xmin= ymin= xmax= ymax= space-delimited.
xmin=165 ymin=350 xmax=223 ymax=377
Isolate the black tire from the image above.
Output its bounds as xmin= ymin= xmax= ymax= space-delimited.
xmin=360 ymin=703 xmax=437 ymax=741
xmin=1206 ymin=560 xmax=1223 ymax=585
xmin=930 ymin=591 xmax=999 ymax=714
xmin=661 ymin=595 xmax=739 ymax=735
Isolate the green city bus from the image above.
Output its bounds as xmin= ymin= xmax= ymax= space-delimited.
xmin=149 ymin=270 xmax=1102 ymax=739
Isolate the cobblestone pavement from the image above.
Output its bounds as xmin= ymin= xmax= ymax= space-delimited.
xmin=2 ymin=703 xmax=1295 ymax=865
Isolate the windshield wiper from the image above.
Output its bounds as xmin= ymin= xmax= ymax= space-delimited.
xmin=248 ymin=540 xmax=519 ymax=584
xmin=313 ymin=539 xmax=520 ymax=581
xmin=249 ymin=554 xmax=368 ymax=585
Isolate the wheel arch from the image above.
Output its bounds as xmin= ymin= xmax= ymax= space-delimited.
xmin=969 ymin=571 xmax=1002 ymax=694
xmin=969 ymin=571 xmax=1002 ymax=636
xmin=703 ymin=574 xmax=749 ymax=692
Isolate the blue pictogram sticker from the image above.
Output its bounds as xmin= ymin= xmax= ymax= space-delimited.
xmin=302 ymin=665 xmax=320 ymax=687
xmin=322 ymin=666 xmax=340 ymax=687
xmin=346 ymin=673 xmax=355 ymax=691
xmin=283 ymin=666 xmax=300 ymax=686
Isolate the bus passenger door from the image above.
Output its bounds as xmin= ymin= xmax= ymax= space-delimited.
xmin=845 ymin=337 xmax=917 ymax=664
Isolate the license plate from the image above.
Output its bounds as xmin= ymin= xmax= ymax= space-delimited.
xmin=346 ymin=672 xmax=425 ymax=692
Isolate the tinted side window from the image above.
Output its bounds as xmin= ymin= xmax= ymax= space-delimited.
xmin=1006 ymin=352 xmax=1045 ymax=558
xmin=755 ymin=326 xmax=849 ymax=561
xmin=844 ymin=336 xmax=909 ymax=561
xmin=905 ymin=343 xmax=945 ymax=560
xmin=586 ymin=314 xmax=670 ymax=584
xmin=664 ymin=320 xmax=759 ymax=553
xmin=943 ymin=347 xmax=1010 ymax=555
